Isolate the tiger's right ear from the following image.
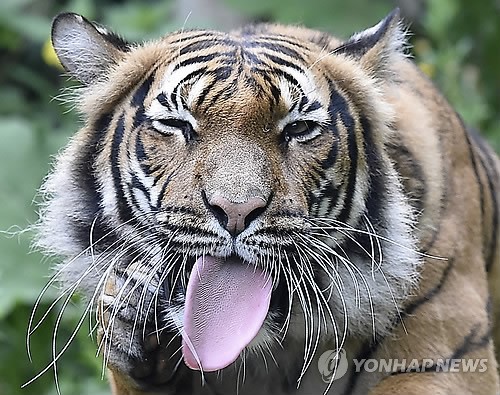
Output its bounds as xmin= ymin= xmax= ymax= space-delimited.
xmin=333 ymin=9 xmax=406 ymax=77
xmin=51 ymin=13 xmax=130 ymax=85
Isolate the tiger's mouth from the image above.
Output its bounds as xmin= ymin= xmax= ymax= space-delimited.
xmin=163 ymin=253 xmax=288 ymax=373
xmin=181 ymin=255 xmax=272 ymax=371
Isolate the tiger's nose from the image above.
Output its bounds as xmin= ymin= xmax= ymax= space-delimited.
xmin=208 ymin=194 xmax=267 ymax=236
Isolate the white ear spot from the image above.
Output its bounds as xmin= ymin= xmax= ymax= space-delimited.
xmin=334 ymin=8 xmax=408 ymax=75
xmin=95 ymin=25 xmax=111 ymax=35
xmin=353 ymin=11 xmax=406 ymax=54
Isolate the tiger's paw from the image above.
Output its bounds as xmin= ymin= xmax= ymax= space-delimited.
xmin=97 ymin=267 xmax=181 ymax=391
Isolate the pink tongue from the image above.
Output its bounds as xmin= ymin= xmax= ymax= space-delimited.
xmin=182 ymin=256 xmax=272 ymax=372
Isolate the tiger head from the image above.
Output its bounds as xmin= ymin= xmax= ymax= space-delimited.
xmin=38 ymin=9 xmax=420 ymax=384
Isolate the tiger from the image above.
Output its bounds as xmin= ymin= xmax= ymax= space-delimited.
xmin=35 ymin=7 xmax=500 ymax=395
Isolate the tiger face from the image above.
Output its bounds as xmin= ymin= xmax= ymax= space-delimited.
xmin=35 ymin=7 xmax=500 ymax=395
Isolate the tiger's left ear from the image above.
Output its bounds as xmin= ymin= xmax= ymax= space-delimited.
xmin=51 ymin=13 xmax=131 ymax=85
xmin=334 ymin=9 xmax=406 ymax=75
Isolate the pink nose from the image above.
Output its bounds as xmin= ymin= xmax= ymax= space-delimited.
xmin=208 ymin=194 xmax=267 ymax=236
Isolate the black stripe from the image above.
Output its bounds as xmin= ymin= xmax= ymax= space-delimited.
xmin=156 ymin=93 xmax=170 ymax=109
xmin=198 ymin=62 xmax=237 ymax=102
xmin=156 ymin=172 xmax=174 ymax=208
xmin=129 ymin=173 xmax=154 ymax=211
xmin=71 ymin=113 xmax=114 ymax=250
xmin=240 ymin=47 xmax=266 ymax=66
xmin=386 ymin=142 xmax=427 ymax=218
xmin=322 ymin=181 xmax=341 ymax=214
xmin=327 ymin=83 xmax=357 ymax=225
xmin=173 ymin=53 xmax=219 ymax=71
xmin=305 ymin=100 xmax=322 ymax=113
xmin=125 ymin=74 xmax=157 ymax=216
xmin=178 ymin=37 xmax=226 ymax=55
xmin=449 ymin=325 xmax=491 ymax=360
xmin=401 ymin=257 xmax=454 ymax=319
xmin=474 ymin=151 xmax=498 ymax=272
xmin=271 ymin=67 xmax=302 ymax=90
xmin=135 ymin=134 xmax=159 ymax=183
xmin=111 ymin=114 xmax=135 ymax=223
xmin=325 ymin=81 xmax=347 ymax=141
xmin=264 ymin=53 xmax=304 ymax=71
xmin=195 ymin=78 xmax=218 ymax=108
xmin=131 ymin=73 xmax=154 ymax=108
xmin=132 ymin=74 xmax=155 ymax=129
xmin=180 ymin=93 xmax=188 ymax=112
xmin=321 ymin=132 xmax=339 ymax=169
xmin=344 ymin=339 xmax=380 ymax=395
xmin=298 ymin=96 xmax=308 ymax=112
xmin=177 ymin=67 xmax=208 ymax=88
xmin=75 ymin=112 xmax=111 ymax=217
xmin=314 ymin=111 xmax=340 ymax=206
xmin=205 ymin=76 xmax=238 ymax=109
xmin=245 ymin=40 xmax=305 ymax=61
xmin=256 ymin=35 xmax=311 ymax=51
xmin=268 ymin=81 xmax=280 ymax=106
xmin=181 ymin=65 xmax=234 ymax=110
xmin=346 ymin=256 xmax=454 ymax=393
xmin=361 ymin=116 xmax=386 ymax=228
xmin=390 ymin=324 xmax=491 ymax=376
xmin=170 ymin=67 xmax=209 ymax=109
xmin=314 ymin=83 xmax=345 ymax=215
xmin=467 ymin=128 xmax=499 ymax=272
xmin=171 ymin=31 xmax=217 ymax=45
xmin=464 ymin=126 xmax=486 ymax=233
xmin=179 ymin=37 xmax=217 ymax=56
xmin=170 ymin=89 xmax=177 ymax=110
xmin=213 ymin=66 xmax=232 ymax=80
xmin=251 ymin=68 xmax=280 ymax=104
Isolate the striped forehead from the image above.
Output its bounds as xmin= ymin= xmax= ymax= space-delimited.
xmin=155 ymin=32 xmax=323 ymax=112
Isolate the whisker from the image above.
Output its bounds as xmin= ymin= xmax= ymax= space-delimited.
xmin=27 ymin=217 xmax=152 ymax=359
xmin=306 ymin=217 xmax=444 ymax=260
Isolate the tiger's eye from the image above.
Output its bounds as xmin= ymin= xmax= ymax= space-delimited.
xmin=152 ymin=118 xmax=197 ymax=141
xmin=285 ymin=121 xmax=310 ymax=135
xmin=283 ymin=120 xmax=318 ymax=142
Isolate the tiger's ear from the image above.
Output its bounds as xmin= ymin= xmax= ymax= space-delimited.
xmin=334 ymin=9 xmax=406 ymax=75
xmin=51 ymin=13 xmax=130 ymax=84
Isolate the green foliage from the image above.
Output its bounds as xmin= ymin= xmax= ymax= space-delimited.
xmin=0 ymin=1 xmax=498 ymax=394
xmin=418 ymin=0 xmax=500 ymax=150
xmin=225 ymin=0 xmax=391 ymax=35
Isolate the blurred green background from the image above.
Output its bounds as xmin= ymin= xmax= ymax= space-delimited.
xmin=0 ymin=0 xmax=499 ymax=394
